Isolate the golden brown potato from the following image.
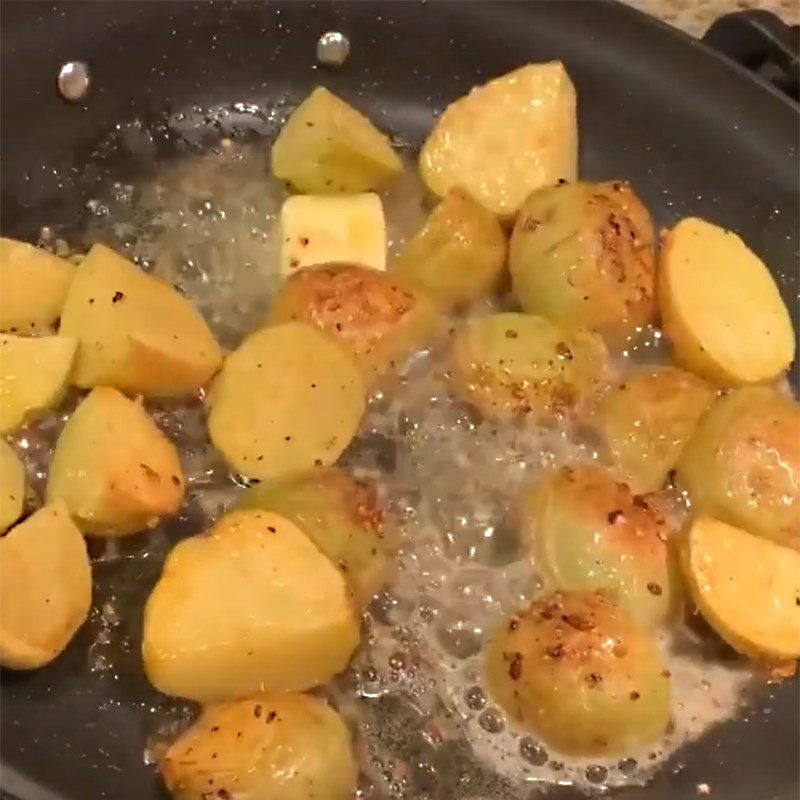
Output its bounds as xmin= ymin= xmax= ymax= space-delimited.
xmin=522 ymin=466 xmax=680 ymax=628
xmin=207 ymin=322 xmax=366 ymax=480
xmin=485 ymin=590 xmax=670 ymax=755
xmin=659 ymin=217 xmax=794 ymax=385
xmin=0 ymin=439 xmax=25 ymax=533
xmin=450 ymin=312 xmax=608 ymax=422
xmin=0 ymin=333 xmax=77 ymax=433
xmin=272 ymin=86 xmax=402 ymax=194
xmin=161 ymin=693 xmax=357 ymax=800
xmin=268 ymin=264 xmax=439 ymax=380
xmin=509 ymin=180 xmax=656 ymax=339
xmin=47 ymin=387 xmax=184 ymax=536
xmin=420 ymin=62 xmax=577 ymax=219
xmin=0 ymin=502 xmax=92 ymax=669
xmin=142 ymin=509 xmax=360 ymax=702
xmin=595 ymin=367 xmax=715 ymax=492
xmin=681 ymin=516 xmax=800 ymax=661
xmin=677 ymin=387 xmax=799 ymax=549
xmin=394 ymin=188 xmax=507 ymax=309
xmin=239 ymin=467 xmax=387 ymax=608
xmin=0 ymin=237 xmax=74 ymax=334
xmin=59 ymin=244 xmax=222 ymax=397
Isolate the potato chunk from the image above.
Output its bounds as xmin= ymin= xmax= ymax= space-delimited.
xmin=659 ymin=217 xmax=794 ymax=385
xmin=208 ymin=323 xmax=365 ymax=480
xmin=486 ymin=590 xmax=670 ymax=755
xmin=279 ymin=193 xmax=386 ymax=276
xmin=395 ymin=188 xmax=507 ymax=309
xmin=47 ymin=387 xmax=184 ymax=536
xmin=161 ymin=693 xmax=357 ymax=800
xmin=450 ymin=312 xmax=608 ymax=422
xmin=239 ymin=467 xmax=387 ymax=608
xmin=510 ymin=180 xmax=656 ymax=339
xmin=0 ymin=502 xmax=91 ymax=669
xmin=522 ymin=466 xmax=680 ymax=628
xmin=682 ymin=517 xmax=800 ymax=661
xmin=268 ymin=264 xmax=438 ymax=380
xmin=0 ymin=237 xmax=74 ymax=334
xmin=677 ymin=387 xmax=799 ymax=549
xmin=143 ymin=509 xmax=360 ymax=701
xmin=272 ymin=86 xmax=402 ymax=194
xmin=0 ymin=439 xmax=25 ymax=533
xmin=420 ymin=62 xmax=577 ymax=219
xmin=59 ymin=244 xmax=222 ymax=396
xmin=0 ymin=334 xmax=77 ymax=433
xmin=596 ymin=367 xmax=715 ymax=492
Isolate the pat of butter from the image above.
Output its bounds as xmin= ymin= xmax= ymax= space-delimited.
xmin=279 ymin=193 xmax=386 ymax=276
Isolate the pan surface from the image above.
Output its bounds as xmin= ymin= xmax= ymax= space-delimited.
xmin=1 ymin=2 xmax=798 ymax=799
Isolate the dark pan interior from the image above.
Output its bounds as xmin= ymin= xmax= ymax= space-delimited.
xmin=1 ymin=2 xmax=798 ymax=799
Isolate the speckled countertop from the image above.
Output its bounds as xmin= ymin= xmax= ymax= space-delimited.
xmin=626 ymin=0 xmax=798 ymax=37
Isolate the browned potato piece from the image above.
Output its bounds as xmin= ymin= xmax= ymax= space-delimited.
xmin=268 ymin=264 xmax=439 ymax=380
xmin=510 ymin=180 xmax=656 ymax=339
xmin=677 ymin=387 xmax=800 ymax=550
xmin=47 ymin=387 xmax=185 ymax=536
xmin=394 ymin=188 xmax=507 ymax=309
xmin=0 ymin=439 xmax=25 ymax=534
xmin=659 ymin=217 xmax=795 ymax=386
xmin=0 ymin=502 xmax=92 ymax=669
xmin=161 ymin=693 xmax=357 ymax=800
xmin=0 ymin=237 xmax=74 ymax=334
xmin=450 ymin=312 xmax=608 ymax=422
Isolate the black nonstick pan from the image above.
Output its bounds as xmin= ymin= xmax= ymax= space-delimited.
xmin=1 ymin=2 xmax=798 ymax=799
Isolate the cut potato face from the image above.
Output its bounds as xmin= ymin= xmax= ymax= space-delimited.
xmin=485 ymin=590 xmax=670 ymax=755
xmin=510 ymin=181 xmax=656 ymax=339
xmin=420 ymin=62 xmax=577 ymax=219
xmin=268 ymin=264 xmax=438 ymax=380
xmin=682 ymin=516 xmax=800 ymax=661
xmin=208 ymin=323 xmax=365 ymax=479
xmin=143 ymin=509 xmax=360 ymax=701
xmin=272 ymin=85 xmax=402 ymax=194
xmin=596 ymin=367 xmax=715 ymax=492
xmin=0 ymin=237 xmax=74 ymax=334
xmin=523 ymin=466 xmax=680 ymax=628
xmin=279 ymin=193 xmax=387 ymax=276
xmin=47 ymin=387 xmax=185 ymax=536
xmin=659 ymin=217 xmax=795 ymax=385
xmin=0 ymin=439 xmax=25 ymax=533
xmin=395 ymin=188 xmax=508 ymax=310
xmin=239 ymin=467 xmax=387 ymax=608
xmin=450 ymin=312 xmax=608 ymax=422
xmin=161 ymin=693 xmax=357 ymax=800
xmin=59 ymin=244 xmax=222 ymax=397
xmin=677 ymin=387 xmax=799 ymax=550
xmin=0 ymin=334 xmax=76 ymax=433
xmin=0 ymin=502 xmax=91 ymax=669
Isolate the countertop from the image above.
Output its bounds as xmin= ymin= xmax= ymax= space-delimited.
xmin=626 ymin=0 xmax=799 ymax=37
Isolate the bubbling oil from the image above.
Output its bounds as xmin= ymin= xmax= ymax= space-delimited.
xmin=26 ymin=113 xmax=751 ymax=797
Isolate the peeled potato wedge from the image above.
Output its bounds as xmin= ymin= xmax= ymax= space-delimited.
xmin=59 ymin=244 xmax=222 ymax=397
xmin=47 ymin=387 xmax=185 ymax=536
xmin=272 ymin=85 xmax=402 ymax=194
xmin=419 ymin=62 xmax=577 ymax=219
xmin=0 ymin=439 xmax=25 ymax=533
xmin=207 ymin=322 xmax=365 ymax=480
xmin=0 ymin=237 xmax=75 ymax=334
xmin=0 ymin=502 xmax=92 ymax=669
xmin=659 ymin=217 xmax=795 ymax=386
xmin=161 ymin=693 xmax=357 ymax=800
xmin=682 ymin=516 xmax=800 ymax=661
xmin=143 ymin=509 xmax=360 ymax=702
xmin=0 ymin=334 xmax=77 ymax=433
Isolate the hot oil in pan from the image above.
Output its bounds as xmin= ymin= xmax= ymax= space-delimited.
xmin=33 ymin=108 xmax=752 ymax=797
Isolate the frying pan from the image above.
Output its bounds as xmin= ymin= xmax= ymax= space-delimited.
xmin=1 ymin=2 xmax=798 ymax=799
